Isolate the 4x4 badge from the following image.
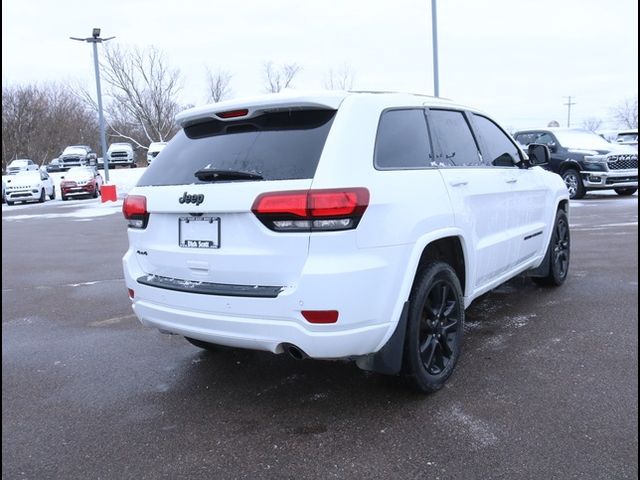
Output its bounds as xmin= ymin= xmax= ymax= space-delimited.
xmin=179 ymin=192 xmax=204 ymax=205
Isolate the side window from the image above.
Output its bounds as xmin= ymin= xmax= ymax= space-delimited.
xmin=472 ymin=114 xmax=521 ymax=167
xmin=535 ymin=133 xmax=555 ymax=146
xmin=428 ymin=110 xmax=481 ymax=167
xmin=374 ymin=109 xmax=432 ymax=169
xmin=514 ymin=132 xmax=541 ymax=146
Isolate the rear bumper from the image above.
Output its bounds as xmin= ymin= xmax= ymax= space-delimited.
xmin=122 ymin=245 xmax=409 ymax=358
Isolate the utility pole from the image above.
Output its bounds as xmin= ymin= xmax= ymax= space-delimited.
xmin=431 ymin=0 xmax=440 ymax=97
xmin=563 ymin=96 xmax=576 ymax=128
xmin=71 ymin=28 xmax=115 ymax=183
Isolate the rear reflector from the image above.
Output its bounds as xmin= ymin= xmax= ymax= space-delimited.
xmin=122 ymin=195 xmax=149 ymax=229
xmin=252 ymin=188 xmax=369 ymax=232
xmin=302 ymin=310 xmax=339 ymax=324
xmin=127 ymin=288 xmax=135 ymax=299
xmin=216 ymin=109 xmax=249 ymax=119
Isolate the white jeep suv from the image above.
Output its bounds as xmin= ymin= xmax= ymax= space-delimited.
xmin=122 ymin=92 xmax=570 ymax=392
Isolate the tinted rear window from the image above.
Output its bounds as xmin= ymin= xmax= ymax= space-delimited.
xmin=137 ymin=109 xmax=336 ymax=186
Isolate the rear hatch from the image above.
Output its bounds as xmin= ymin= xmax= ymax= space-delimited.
xmin=128 ymin=103 xmax=340 ymax=289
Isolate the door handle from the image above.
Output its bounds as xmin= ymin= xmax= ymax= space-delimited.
xmin=449 ymin=180 xmax=468 ymax=187
xmin=505 ymin=178 xmax=518 ymax=184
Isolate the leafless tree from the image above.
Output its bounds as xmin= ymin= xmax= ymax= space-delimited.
xmin=263 ymin=61 xmax=301 ymax=93
xmin=581 ymin=117 xmax=603 ymax=132
xmin=2 ymin=83 xmax=98 ymax=169
xmin=323 ymin=64 xmax=356 ymax=90
xmin=612 ymin=97 xmax=638 ymax=129
xmin=99 ymin=45 xmax=183 ymax=146
xmin=206 ymin=67 xmax=232 ymax=103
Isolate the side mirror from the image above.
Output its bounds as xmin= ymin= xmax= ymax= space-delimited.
xmin=527 ymin=144 xmax=550 ymax=166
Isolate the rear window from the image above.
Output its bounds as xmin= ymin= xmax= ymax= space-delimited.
xmin=137 ymin=109 xmax=336 ymax=186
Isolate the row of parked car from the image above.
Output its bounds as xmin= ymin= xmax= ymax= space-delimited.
xmin=43 ymin=141 xmax=168 ymax=173
xmin=2 ymin=166 xmax=103 ymax=205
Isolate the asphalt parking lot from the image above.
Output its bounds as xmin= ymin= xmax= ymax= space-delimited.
xmin=2 ymin=193 xmax=638 ymax=479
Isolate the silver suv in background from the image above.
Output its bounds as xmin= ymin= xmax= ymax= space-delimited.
xmin=106 ymin=143 xmax=136 ymax=168
xmin=146 ymin=142 xmax=167 ymax=165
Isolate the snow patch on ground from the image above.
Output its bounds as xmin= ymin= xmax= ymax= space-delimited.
xmin=447 ymin=405 xmax=499 ymax=448
xmin=3 ymin=201 xmax=122 ymax=221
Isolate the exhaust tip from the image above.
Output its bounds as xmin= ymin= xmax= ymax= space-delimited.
xmin=283 ymin=343 xmax=307 ymax=360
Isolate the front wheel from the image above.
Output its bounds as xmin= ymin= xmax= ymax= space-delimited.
xmin=49 ymin=188 xmax=56 ymax=200
xmin=404 ymin=262 xmax=464 ymax=393
xmin=562 ymin=169 xmax=585 ymax=199
xmin=533 ymin=209 xmax=570 ymax=286
xmin=614 ymin=187 xmax=637 ymax=196
xmin=38 ymin=189 xmax=46 ymax=203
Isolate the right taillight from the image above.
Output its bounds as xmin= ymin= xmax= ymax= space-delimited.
xmin=252 ymin=188 xmax=369 ymax=232
xmin=123 ymin=195 xmax=149 ymax=229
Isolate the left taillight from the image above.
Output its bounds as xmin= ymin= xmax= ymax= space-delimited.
xmin=123 ymin=195 xmax=149 ymax=229
xmin=252 ymin=188 xmax=369 ymax=232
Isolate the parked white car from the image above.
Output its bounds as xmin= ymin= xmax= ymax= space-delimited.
xmin=122 ymin=91 xmax=569 ymax=392
xmin=107 ymin=143 xmax=136 ymax=168
xmin=146 ymin=142 xmax=167 ymax=165
xmin=6 ymin=159 xmax=39 ymax=175
xmin=4 ymin=170 xmax=55 ymax=205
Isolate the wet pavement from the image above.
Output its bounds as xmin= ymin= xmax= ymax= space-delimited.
xmin=2 ymin=193 xmax=638 ymax=479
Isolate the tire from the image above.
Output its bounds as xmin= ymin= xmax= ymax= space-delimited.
xmin=49 ymin=187 xmax=56 ymax=200
xmin=185 ymin=337 xmax=228 ymax=352
xmin=38 ymin=189 xmax=46 ymax=203
xmin=93 ymin=187 xmax=99 ymax=198
xmin=61 ymin=194 xmax=68 ymax=201
xmin=562 ymin=169 xmax=585 ymax=199
xmin=404 ymin=262 xmax=464 ymax=393
xmin=6 ymin=201 xmax=14 ymax=206
xmin=614 ymin=187 xmax=637 ymax=196
xmin=130 ymin=163 xmax=137 ymax=168
xmin=532 ymin=209 xmax=570 ymax=287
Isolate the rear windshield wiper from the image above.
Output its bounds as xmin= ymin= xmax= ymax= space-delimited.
xmin=194 ymin=168 xmax=264 ymax=182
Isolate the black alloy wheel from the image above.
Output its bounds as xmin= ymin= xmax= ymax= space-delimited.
xmin=405 ymin=262 xmax=464 ymax=393
xmin=533 ymin=209 xmax=570 ymax=286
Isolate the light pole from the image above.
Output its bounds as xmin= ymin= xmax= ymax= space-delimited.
xmin=71 ymin=28 xmax=115 ymax=183
xmin=431 ymin=0 xmax=439 ymax=97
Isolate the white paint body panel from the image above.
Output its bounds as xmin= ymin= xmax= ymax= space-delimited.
xmin=123 ymin=92 xmax=568 ymax=358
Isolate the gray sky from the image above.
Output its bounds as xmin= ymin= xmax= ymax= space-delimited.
xmin=2 ymin=0 xmax=638 ymax=130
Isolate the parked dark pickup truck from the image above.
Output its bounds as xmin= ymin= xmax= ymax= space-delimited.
xmin=58 ymin=145 xmax=97 ymax=170
xmin=513 ymin=128 xmax=638 ymax=199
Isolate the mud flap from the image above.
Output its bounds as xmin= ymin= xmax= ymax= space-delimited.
xmin=355 ymin=301 xmax=409 ymax=375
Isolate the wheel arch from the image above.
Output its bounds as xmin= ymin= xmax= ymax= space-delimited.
xmin=357 ymin=231 xmax=469 ymax=376
xmin=558 ymin=160 xmax=582 ymax=175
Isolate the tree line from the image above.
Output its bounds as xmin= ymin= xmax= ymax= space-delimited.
xmin=2 ymin=44 xmax=636 ymax=170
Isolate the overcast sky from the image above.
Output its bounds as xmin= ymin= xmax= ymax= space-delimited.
xmin=2 ymin=0 xmax=638 ymax=130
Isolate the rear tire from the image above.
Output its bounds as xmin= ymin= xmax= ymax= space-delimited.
xmin=532 ymin=209 xmax=570 ymax=286
xmin=562 ymin=169 xmax=585 ymax=199
xmin=404 ymin=262 xmax=464 ymax=393
xmin=614 ymin=187 xmax=637 ymax=196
